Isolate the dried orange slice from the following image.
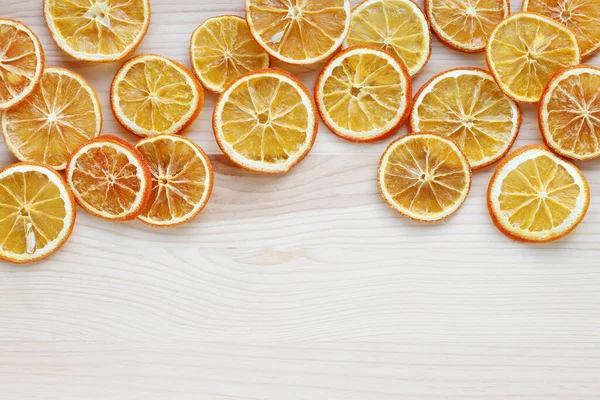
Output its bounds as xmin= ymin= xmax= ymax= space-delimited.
xmin=136 ymin=135 xmax=214 ymax=227
xmin=410 ymin=68 xmax=521 ymax=170
xmin=66 ymin=135 xmax=152 ymax=220
xmin=190 ymin=15 xmax=270 ymax=93
xmin=43 ymin=0 xmax=150 ymax=62
xmin=487 ymin=145 xmax=589 ymax=242
xmin=344 ymin=0 xmax=431 ymax=76
xmin=486 ymin=13 xmax=580 ymax=103
xmin=213 ymin=68 xmax=317 ymax=173
xmin=523 ymin=0 xmax=600 ymax=59
xmin=539 ymin=65 xmax=600 ymax=160
xmin=245 ymin=0 xmax=351 ymax=64
xmin=315 ymin=46 xmax=411 ymax=142
xmin=2 ymin=67 xmax=102 ymax=170
xmin=0 ymin=19 xmax=44 ymax=109
xmin=0 ymin=162 xmax=75 ymax=264
xmin=111 ymin=54 xmax=204 ymax=137
xmin=378 ymin=133 xmax=472 ymax=222
xmin=425 ymin=0 xmax=509 ymax=53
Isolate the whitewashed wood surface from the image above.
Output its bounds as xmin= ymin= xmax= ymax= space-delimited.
xmin=1 ymin=0 xmax=600 ymax=398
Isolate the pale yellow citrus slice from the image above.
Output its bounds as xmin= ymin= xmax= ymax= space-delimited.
xmin=0 ymin=162 xmax=75 ymax=264
xmin=0 ymin=19 xmax=44 ymax=109
xmin=344 ymin=0 xmax=431 ymax=76
xmin=245 ymin=0 xmax=351 ymax=64
xmin=410 ymin=68 xmax=521 ymax=169
xmin=43 ymin=0 xmax=150 ymax=62
xmin=315 ymin=46 xmax=411 ymax=142
xmin=111 ymin=54 xmax=204 ymax=137
xmin=487 ymin=145 xmax=590 ymax=242
xmin=213 ymin=68 xmax=317 ymax=173
xmin=190 ymin=15 xmax=270 ymax=93
xmin=2 ymin=67 xmax=102 ymax=170
xmin=378 ymin=133 xmax=472 ymax=222
xmin=486 ymin=13 xmax=580 ymax=103
xmin=136 ymin=134 xmax=214 ymax=227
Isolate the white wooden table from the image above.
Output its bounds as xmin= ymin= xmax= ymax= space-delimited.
xmin=1 ymin=0 xmax=599 ymax=398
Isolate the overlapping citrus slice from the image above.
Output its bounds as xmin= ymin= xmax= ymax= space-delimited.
xmin=111 ymin=54 xmax=204 ymax=137
xmin=410 ymin=68 xmax=521 ymax=169
xmin=315 ymin=46 xmax=411 ymax=142
xmin=486 ymin=13 xmax=580 ymax=103
xmin=0 ymin=19 xmax=44 ymax=109
xmin=523 ymin=0 xmax=600 ymax=59
xmin=245 ymin=0 xmax=351 ymax=65
xmin=213 ymin=68 xmax=317 ymax=173
xmin=378 ymin=133 xmax=472 ymax=222
xmin=190 ymin=15 xmax=270 ymax=93
xmin=344 ymin=0 xmax=431 ymax=76
xmin=136 ymin=134 xmax=214 ymax=227
xmin=425 ymin=0 xmax=509 ymax=53
xmin=66 ymin=135 xmax=152 ymax=220
xmin=2 ymin=68 xmax=102 ymax=170
xmin=487 ymin=145 xmax=590 ymax=242
xmin=43 ymin=0 xmax=150 ymax=62
xmin=0 ymin=162 xmax=75 ymax=264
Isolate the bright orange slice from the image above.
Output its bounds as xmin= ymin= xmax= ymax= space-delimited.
xmin=136 ymin=134 xmax=214 ymax=227
xmin=0 ymin=19 xmax=44 ymax=109
xmin=488 ymin=145 xmax=590 ymax=242
xmin=190 ymin=15 xmax=270 ymax=93
xmin=2 ymin=67 xmax=102 ymax=170
xmin=0 ymin=162 xmax=75 ymax=264
xmin=245 ymin=0 xmax=351 ymax=64
xmin=66 ymin=135 xmax=152 ymax=220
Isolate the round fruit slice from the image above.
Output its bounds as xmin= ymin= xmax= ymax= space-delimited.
xmin=190 ymin=15 xmax=270 ymax=93
xmin=111 ymin=54 xmax=204 ymax=137
xmin=0 ymin=162 xmax=75 ymax=264
xmin=43 ymin=0 xmax=150 ymax=62
xmin=487 ymin=145 xmax=589 ymax=242
xmin=315 ymin=46 xmax=411 ymax=143
xmin=378 ymin=133 xmax=472 ymax=222
xmin=486 ymin=13 xmax=580 ymax=103
xmin=66 ymin=135 xmax=152 ymax=221
xmin=136 ymin=134 xmax=214 ymax=227
xmin=539 ymin=65 xmax=600 ymax=160
xmin=2 ymin=67 xmax=102 ymax=170
xmin=523 ymin=0 xmax=600 ymax=59
xmin=245 ymin=0 xmax=351 ymax=65
xmin=344 ymin=0 xmax=431 ymax=76
xmin=411 ymin=68 xmax=521 ymax=170
xmin=0 ymin=19 xmax=44 ymax=109
xmin=213 ymin=68 xmax=317 ymax=173
xmin=426 ymin=0 xmax=509 ymax=53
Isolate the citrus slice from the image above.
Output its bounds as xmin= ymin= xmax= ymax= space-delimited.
xmin=486 ymin=13 xmax=580 ymax=103
xmin=66 ymin=135 xmax=152 ymax=220
xmin=0 ymin=19 xmax=44 ymax=109
xmin=0 ymin=162 xmax=75 ymax=264
xmin=523 ymin=0 xmax=600 ymax=59
xmin=539 ymin=65 xmax=600 ymax=160
xmin=410 ymin=68 xmax=521 ymax=170
xmin=43 ymin=0 xmax=150 ymax=62
xmin=378 ymin=133 xmax=472 ymax=222
xmin=190 ymin=15 xmax=270 ymax=93
xmin=315 ymin=46 xmax=411 ymax=143
xmin=425 ymin=0 xmax=509 ymax=53
xmin=213 ymin=68 xmax=317 ymax=173
xmin=135 ymin=134 xmax=214 ymax=227
xmin=111 ymin=54 xmax=204 ymax=137
xmin=2 ymin=67 xmax=102 ymax=170
xmin=245 ymin=0 xmax=351 ymax=64
xmin=344 ymin=0 xmax=431 ymax=76
xmin=487 ymin=145 xmax=589 ymax=242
